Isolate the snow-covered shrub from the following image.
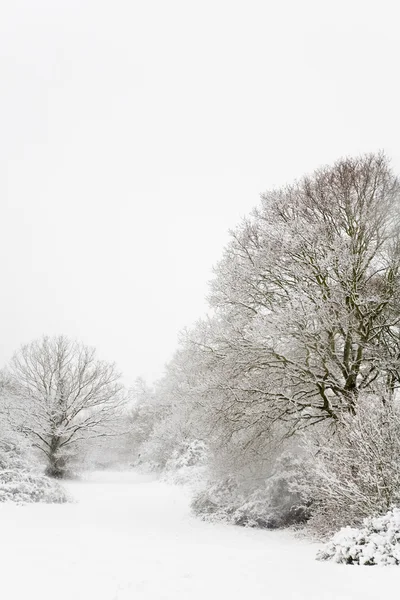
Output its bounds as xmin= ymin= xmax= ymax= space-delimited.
xmin=235 ymin=453 xmax=313 ymax=528
xmin=317 ymin=508 xmax=400 ymax=565
xmin=0 ymin=441 xmax=30 ymax=471
xmin=306 ymin=398 xmax=400 ymax=536
xmin=0 ymin=436 xmax=69 ymax=504
xmin=165 ymin=440 xmax=208 ymax=470
xmin=192 ymin=452 xmax=313 ymax=528
xmin=191 ymin=476 xmax=241 ymax=524
xmin=0 ymin=469 xmax=69 ymax=504
xmin=162 ymin=440 xmax=209 ymax=489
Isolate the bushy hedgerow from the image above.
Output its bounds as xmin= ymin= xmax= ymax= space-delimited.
xmin=191 ymin=452 xmax=313 ymax=528
xmin=0 ymin=469 xmax=69 ymax=504
xmin=317 ymin=508 xmax=400 ymax=565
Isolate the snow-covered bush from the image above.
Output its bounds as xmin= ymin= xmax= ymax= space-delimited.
xmin=162 ymin=440 xmax=209 ymax=489
xmin=191 ymin=476 xmax=241 ymax=524
xmin=306 ymin=398 xmax=400 ymax=536
xmin=317 ymin=508 xmax=400 ymax=565
xmin=192 ymin=452 xmax=313 ymax=528
xmin=0 ymin=469 xmax=69 ymax=504
xmin=0 ymin=441 xmax=30 ymax=471
xmin=165 ymin=440 xmax=208 ymax=470
xmin=0 ymin=436 xmax=69 ymax=504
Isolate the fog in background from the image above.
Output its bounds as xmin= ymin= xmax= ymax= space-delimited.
xmin=1 ymin=0 xmax=399 ymax=384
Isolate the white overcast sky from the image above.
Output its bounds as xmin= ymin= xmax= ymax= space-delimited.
xmin=1 ymin=0 xmax=399 ymax=384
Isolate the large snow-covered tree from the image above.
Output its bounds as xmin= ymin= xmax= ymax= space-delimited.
xmin=10 ymin=335 xmax=125 ymax=477
xmin=136 ymin=154 xmax=400 ymax=480
xmin=206 ymin=153 xmax=400 ymax=429
xmin=126 ymin=153 xmax=400 ymax=532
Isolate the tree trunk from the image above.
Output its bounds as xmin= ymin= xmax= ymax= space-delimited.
xmin=45 ymin=436 xmax=67 ymax=478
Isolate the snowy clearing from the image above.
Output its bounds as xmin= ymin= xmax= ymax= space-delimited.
xmin=0 ymin=471 xmax=397 ymax=600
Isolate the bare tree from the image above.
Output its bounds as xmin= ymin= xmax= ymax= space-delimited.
xmin=10 ymin=335 xmax=125 ymax=477
xmin=207 ymin=153 xmax=400 ymax=427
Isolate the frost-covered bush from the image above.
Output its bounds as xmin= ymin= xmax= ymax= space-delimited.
xmin=192 ymin=452 xmax=313 ymax=528
xmin=191 ymin=476 xmax=241 ymax=524
xmin=0 ymin=438 xmax=69 ymax=504
xmin=162 ymin=440 xmax=209 ymax=489
xmin=0 ymin=441 xmax=30 ymax=471
xmin=0 ymin=469 xmax=69 ymax=504
xmin=317 ymin=508 xmax=400 ymax=565
xmin=165 ymin=440 xmax=208 ymax=470
xmin=306 ymin=398 xmax=400 ymax=536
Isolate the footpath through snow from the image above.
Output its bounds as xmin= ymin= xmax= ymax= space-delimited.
xmin=0 ymin=471 xmax=398 ymax=600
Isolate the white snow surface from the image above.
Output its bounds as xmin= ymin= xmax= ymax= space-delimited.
xmin=0 ymin=470 xmax=398 ymax=599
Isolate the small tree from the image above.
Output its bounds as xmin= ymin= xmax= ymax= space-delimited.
xmin=10 ymin=335 xmax=125 ymax=477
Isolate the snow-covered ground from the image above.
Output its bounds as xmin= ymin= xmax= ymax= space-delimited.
xmin=0 ymin=471 xmax=397 ymax=599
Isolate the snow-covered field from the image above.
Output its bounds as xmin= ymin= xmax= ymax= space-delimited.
xmin=0 ymin=471 xmax=397 ymax=600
